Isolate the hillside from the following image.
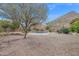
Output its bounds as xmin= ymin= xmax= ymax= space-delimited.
xmin=47 ymin=11 xmax=79 ymax=31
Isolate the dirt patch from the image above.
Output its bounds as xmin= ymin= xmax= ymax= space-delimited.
xmin=0 ymin=33 xmax=79 ymax=56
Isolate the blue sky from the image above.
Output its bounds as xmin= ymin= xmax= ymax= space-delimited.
xmin=47 ymin=3 xmax=79 ymax=23
xmin=1 ymin=3 xmax=79 ymax=23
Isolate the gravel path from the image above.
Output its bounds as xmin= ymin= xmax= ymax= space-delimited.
xmin=0 ymin=33 xmax=79 ymax=56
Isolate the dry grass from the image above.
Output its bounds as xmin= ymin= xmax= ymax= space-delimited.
xmin=0 ymin=33 xmax=79 ymax=56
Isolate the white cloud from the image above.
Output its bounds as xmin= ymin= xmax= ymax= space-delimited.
xmin=48 ymin=4 xmax=56 ymax=10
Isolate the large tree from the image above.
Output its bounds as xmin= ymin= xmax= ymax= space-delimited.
xmin=0 ymin=3 xmax=48 ymax=38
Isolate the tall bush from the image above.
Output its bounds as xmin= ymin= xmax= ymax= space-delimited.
xmin=9 ymin=21 xmax=20 ymax=31
xmin=70 ymin=19 xmax=79 ymax=33
xmin=0 ymin=20 xmax=10 ymax=32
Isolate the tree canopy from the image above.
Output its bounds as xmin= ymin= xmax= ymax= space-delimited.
xmin=0 ymin=3 xmax=48 ymax=38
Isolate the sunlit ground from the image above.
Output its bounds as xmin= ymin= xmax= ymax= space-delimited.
xmin=0 ymin=32 xmax=79 ymax=56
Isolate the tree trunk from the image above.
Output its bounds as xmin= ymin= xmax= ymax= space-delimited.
xmin=24 ymin=32 xmax=27 ymax=39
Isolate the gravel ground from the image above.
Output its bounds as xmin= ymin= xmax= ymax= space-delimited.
xmin=0 ymin=33 xmax=79 ymax=56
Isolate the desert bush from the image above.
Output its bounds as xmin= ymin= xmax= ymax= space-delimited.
xmin=0 ymin=20 xmax=20 ymax=32
xmin=46 ymin=26 xmax=53 ymax=32
xmin=48 ymin=29 xmax=53 ymax=32
xmin=0 ymin=27 xmax=4 ymax=32
xmin=0 ymin=20 xmax=10 ymax=32
xmin=57 ymin=27 xmax=70 ymax=34
xmin=9 ymin=21 xmax=20 ymax=31
xmin=70 ymin=19 xmax=79 ymax=33
xmin=46 ymin=26 xmax=50 ymax=30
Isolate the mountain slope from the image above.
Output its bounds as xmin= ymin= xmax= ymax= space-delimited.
xmin=48 ymin=11 xmax=79 ymax=31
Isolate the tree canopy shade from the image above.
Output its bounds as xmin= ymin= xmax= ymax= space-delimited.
xmin=0 ymin=3 xmax=48 ymax=38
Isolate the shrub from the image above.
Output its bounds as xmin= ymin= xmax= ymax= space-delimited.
xmin=48 ymin=29 xmax=53 ymax=32
xmin=0 ymin=20 xmax=10 ymax=32
xmin=0 ymin=20 xmax=20 ymax=32
xmin=57 ymin=29 xmax=62 ymax=33
xmin=46 ymin=26 xmax=50 ymax=30
xmin=9 ymin=21 xmax=20 ymax=31
xmin=57 ymin=27 xmax=70 ymax=34
xmin=0 ymin=27 xmax=4 ymax=32
xmin=46 ymin=26 xmax=53 ymax=32
xmin=70 ymin=19 xmax=79 ymax=33
xmin=70 ymin=26 xmax=75 ymax=32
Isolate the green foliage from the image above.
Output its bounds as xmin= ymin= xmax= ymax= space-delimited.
xmin=0 ymin=20 xmax=20 ymax=32
xmin=0 ymin=20 xmax=10 ymax=32
xmin=0 ymin=4 xmax=48 ymax=38
xmin=46 ymin=26 xmax=50 ymax=30
xmin=57 ymin=27 xmax=70 ymax=34
xmin=0 ymin=20 xmax=10 ymax=28
xmin=70 ymin=19 xmax=79 ymax=33
xmin=46 ymin=25 xmax=53 ymax=32
xmin=0 ymin=27 xmax=4 ymax=32
xmin=9 ymin=21 xmax=20 ymax=31
xmin=48 ymin=29 xmax=53 ymax=32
